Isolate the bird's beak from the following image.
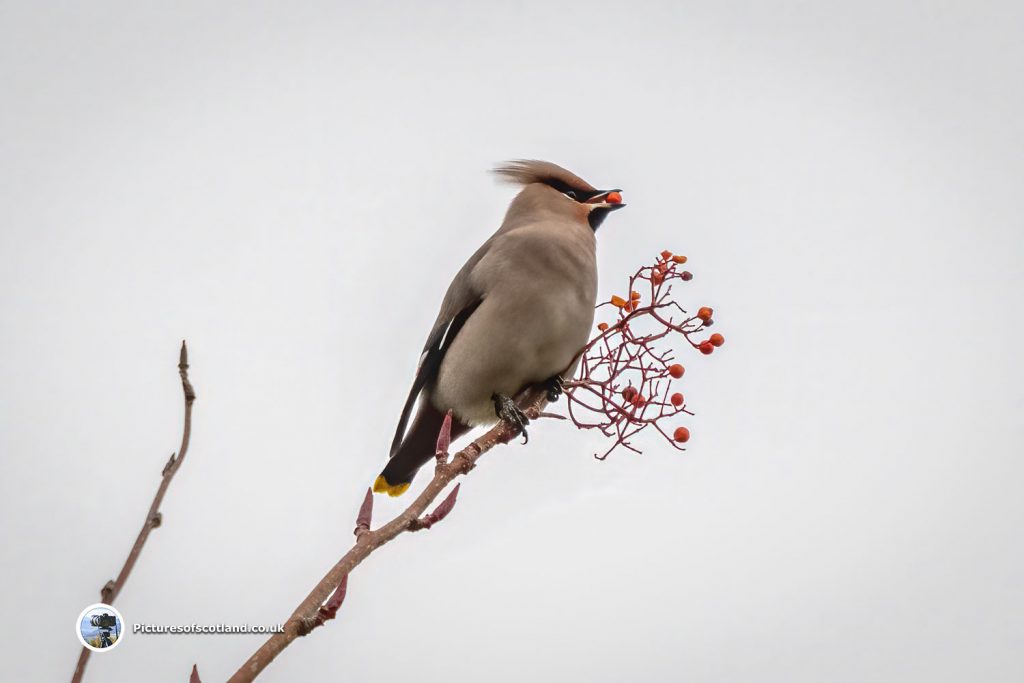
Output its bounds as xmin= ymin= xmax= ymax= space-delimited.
xmin=587 ymin=189 xmax=626 ymax=210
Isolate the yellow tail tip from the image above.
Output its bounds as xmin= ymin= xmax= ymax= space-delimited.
xmin=373 ymin=475 xmax=410 ymax=497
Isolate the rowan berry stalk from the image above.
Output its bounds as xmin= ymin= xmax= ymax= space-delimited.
xmin=564 ymin=250 xmax=726 ymax=459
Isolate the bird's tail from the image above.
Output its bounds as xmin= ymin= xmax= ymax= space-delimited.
xmin=374 ymin=403 xmax=471 ymax=497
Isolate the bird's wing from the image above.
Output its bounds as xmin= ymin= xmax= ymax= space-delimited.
xmin=389 ymin=246 xmax=491 ymax=457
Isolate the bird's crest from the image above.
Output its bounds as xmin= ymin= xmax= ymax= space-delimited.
xmin=492 ymin=160 xmax=598 ymax=195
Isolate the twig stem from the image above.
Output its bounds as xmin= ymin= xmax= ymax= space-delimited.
xmin=70 ymin=341 xmax=196 ymax=683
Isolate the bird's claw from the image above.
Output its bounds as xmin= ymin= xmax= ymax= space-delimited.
xmin=543 ymin=375 xmax=565 ymax=403
xmin=492 ymin=393 xmax=530 ymax=443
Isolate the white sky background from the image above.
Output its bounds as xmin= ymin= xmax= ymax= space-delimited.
xmin=2 ymin=1 xmax=1022 ymax=681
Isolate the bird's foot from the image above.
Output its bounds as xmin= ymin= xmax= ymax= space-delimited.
xmin=543 ymin=375 xmax=565 ymax=403
xmin=492 ymin=393 xmax=530 ymax=443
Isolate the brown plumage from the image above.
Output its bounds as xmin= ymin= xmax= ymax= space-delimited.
xmin=374 ymin=160 xmax=625 ymax=497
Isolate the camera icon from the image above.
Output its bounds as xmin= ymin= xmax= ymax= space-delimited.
xmin=77 ymin=604 xmax=124 ymax=652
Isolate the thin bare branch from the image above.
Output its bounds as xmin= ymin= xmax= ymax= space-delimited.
xmin=70 ymin=341 xmax=197 ymax=683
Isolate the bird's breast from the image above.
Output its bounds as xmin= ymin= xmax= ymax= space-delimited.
xmin=431 ymin=222 xmax=598 ymax=424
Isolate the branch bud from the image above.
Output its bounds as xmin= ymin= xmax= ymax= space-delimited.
xmin=354 ymin=488 xmax=373 ymax=536
xmin=435 ymin=410 xmax=453 ymax=463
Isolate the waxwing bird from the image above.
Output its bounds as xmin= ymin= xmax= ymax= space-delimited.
xmin=374 ymin=160 xmax=626 ymax=496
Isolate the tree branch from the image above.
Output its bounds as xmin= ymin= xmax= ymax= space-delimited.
xmin=224 ymin=251 xmax=728 ymax=682
xmin=70 ymin=341 xmax=197 ymax=683
xmin=226 ymin=388 xmax=548 ymax=683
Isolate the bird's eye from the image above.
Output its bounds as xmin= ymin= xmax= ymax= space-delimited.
xmin=566 ymin=191 xmax=578 ymax=200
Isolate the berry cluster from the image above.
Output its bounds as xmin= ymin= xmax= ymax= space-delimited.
xmin=563 ymin=250 xmax=725 ymax=459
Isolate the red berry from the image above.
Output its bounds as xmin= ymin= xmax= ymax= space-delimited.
xmin=697 ymin=306 xmax=713 ymax=322
xmin=698 ymin=341 xmax=714 ymax=355
xmin=660 ymin=250 xmax=673 ymax=261
xmin=671 ymin=392 xmax=684 ymax=406
xmin=633 ymin=394 xmax=646 ymax=407
xmin=673 ymin=426 xmax=690 ymax=443
xmin=622 ymin=386 xmax=638 ymax=402
xmin=681 ymin=271 xmax=693 ymax=281
xmin=597 ymin=322 xmax=609 ymax=332
xmin=669 ymin=363 xmax=685 ymax=379
xmin=672 ymin=254 xmax=687 ymax=264
xmin=710 ymin=333 xmax=725 ymax=347
xmin=652 ymin=272 xmax=664 ymax=285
